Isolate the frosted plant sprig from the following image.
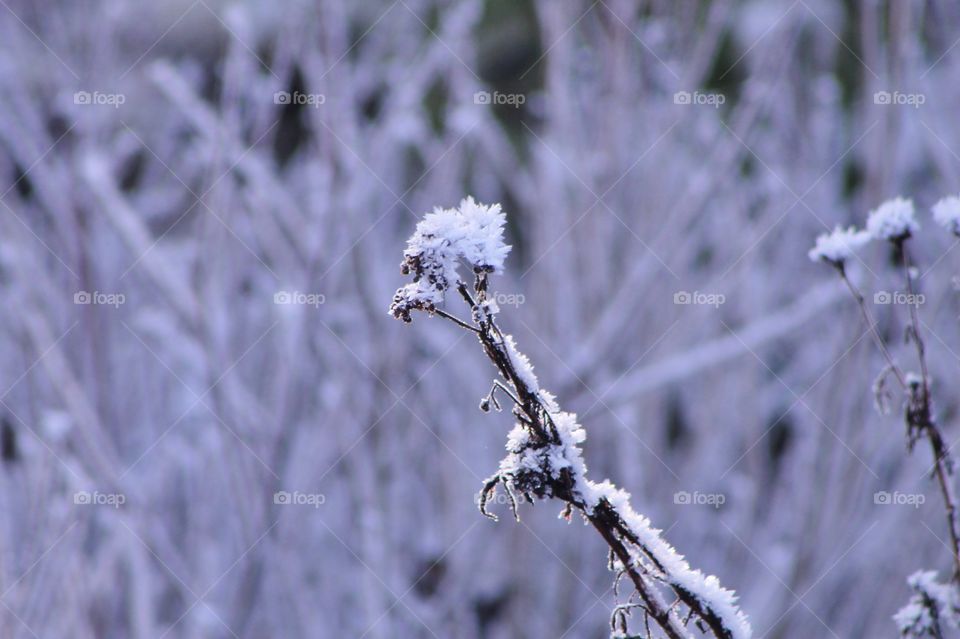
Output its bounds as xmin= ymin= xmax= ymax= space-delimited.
xmin=811 ymin=196 xmax=960 ymax=636
xmin=390 ymin=196 xmax=509 ymax=323
xmin=895 ymin=570 xmax=960 ymax=638
xmin=391 ymin=199 xmax=752 ymax=639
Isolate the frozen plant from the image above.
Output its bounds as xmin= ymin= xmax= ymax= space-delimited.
xmin=810 ymin=196 xmax=960 ymax=637
xmin=865 ymin=197 xmax=919 ymax=242
xmin=391 ymin=198 xmax=751 ymax=639
xmin=932 ymin=196 xmax=960 ymax=237
xmin=390 ymin=197 xmax=510 ymax=322
xmin=894 ymin=571 xmax=960 ymax=638
xmin=806 ymin=226 xmax=871 ymax=267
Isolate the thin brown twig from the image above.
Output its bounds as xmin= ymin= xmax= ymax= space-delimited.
xmin=434 ymin=308 xmax=480 ymax=333
xmin=837 ymin=265 xmax=907 ymax=389
xmin=898 ymin=242 xmax=960 ymax=582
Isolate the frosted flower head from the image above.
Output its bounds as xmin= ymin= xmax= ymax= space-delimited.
xmin=865 ymin=197 xmax=918 ymax=242
xmin=808 ymin=226 xmax=870 ymax=267
xmin=389 ymin=197 xmax=511 ymax=322
xmin=455 ymin=196 xmax=511 ymax=272
xmin=895 ymin=570 xmax=959 ymax=637
xmin=932 ymin=195 xmax=960 ymax=236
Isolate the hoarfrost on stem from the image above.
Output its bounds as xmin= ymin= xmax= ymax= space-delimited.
xmin=390 ymin=198 xmax=752 ymax=639
xmin=894 ymin=571 xmax=959 ymax=638
xmin=503 ymin=334 xmax=540 ymax=393
xmin=811 ymin=194 xmax=960 ymax=637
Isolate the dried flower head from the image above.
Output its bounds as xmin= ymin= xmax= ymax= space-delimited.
xmin=932 ymin=195 xmax=960 ymax=236
xmin=389 ymin=197 xmax=510 ymax=322
xmin=866 ymin=197 xmax=918 ymax=242
xmin=808 ymin=225 xmax=870 ymax=266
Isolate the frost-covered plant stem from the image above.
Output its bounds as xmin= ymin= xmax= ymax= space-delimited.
xmin=837 ymin=242 xmax=960 ymax=582
xmin=899 ymin=244 xmax=960 ymax=583
xmin=811 ymin=198 xmax=960 ymax=635
xmin=456 ymin=281 xmax=689 ymax=639
xmin=390 ymin=198 xmax=750 ymax=639
xmin=459 ymin=277 xmax=743 ymax=639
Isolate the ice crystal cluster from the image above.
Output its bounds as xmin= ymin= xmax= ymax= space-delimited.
xmin=894 ymin=571 xmax=959 ymax=638
xmin=806 ymin=226 xmax=870 ymax=266
xmin=389 ymin=196 xmax=510 ymax=322
xmin=932 ymin=195 xmax=960 ymax=236
xmin=865 ymin=197 xmax=919 ymax=241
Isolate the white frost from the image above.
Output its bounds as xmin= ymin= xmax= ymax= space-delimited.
xmin=493 ymin=341 xmax=751 ymax=639
xmin=895 ymin=570 xmax=959 ymax=637
xmin=456 ymin=196 xmax=512 ymax=270
xmin=808 ymin=226 xmax=870 ymax=265
xmin=866 ymin=197 xmax=918 ymax=241
xmin=932 ymin=195 xmax=960 ymax=235
xmin=580 ymin=478 xmax=751 ymax=639
xmin=390 ymin=197 xmax=510 ymax=320
xmin=504 ymin=334 xmax=539 ymax=393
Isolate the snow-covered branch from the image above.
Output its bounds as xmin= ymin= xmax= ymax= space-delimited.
xmin=391 ymin=198 xmax=751 ymax=639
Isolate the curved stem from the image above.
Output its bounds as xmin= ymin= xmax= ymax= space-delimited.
xmin=838 ymin=267 xmax=907 ymax=389
xmin=434 ymin=308 xmax=479 ymax=333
